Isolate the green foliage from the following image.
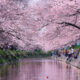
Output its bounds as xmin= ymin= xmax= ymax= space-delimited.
xmin=47 ymin=51 xmax=52 ymax=55
xmin=73 ymin=45 xmax=80 ymax=49
xmin=0 ymin=48 xmax=52 ymax=64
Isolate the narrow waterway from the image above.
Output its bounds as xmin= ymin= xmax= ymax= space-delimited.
xmin=0 ymin=58 xmax=80 ymax=80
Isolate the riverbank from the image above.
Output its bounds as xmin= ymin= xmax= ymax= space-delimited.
xmin=51 ymin=45 xmax=80 ymax=69
xmin=0 ymin=49 xmax=52 ymax=65
xmin=53 ymin=54 xmax=80 ymax=69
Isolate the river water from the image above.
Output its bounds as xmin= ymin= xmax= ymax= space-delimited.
xmin=0 ymin=58 xmax=80 ymax=80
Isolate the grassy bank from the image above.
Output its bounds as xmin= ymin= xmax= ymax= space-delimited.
xmin=0 ymin=49 xmax=52 ymax=64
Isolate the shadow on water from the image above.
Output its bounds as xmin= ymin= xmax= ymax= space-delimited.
xmin=0 ymin=58 xmax=80 ymax=80
xmin=0 ymin=62 xmax=20 ymax=80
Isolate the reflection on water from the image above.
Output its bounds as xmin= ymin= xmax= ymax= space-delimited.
xmin=0 ymin=58 xmax=80 ymax=80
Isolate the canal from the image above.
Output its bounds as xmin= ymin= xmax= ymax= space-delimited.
xmin=0 ymin=58 xmax=80 ymax=80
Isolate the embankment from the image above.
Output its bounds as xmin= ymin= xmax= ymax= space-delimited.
xmin=54 ymin=55 xmax=80 ymax=69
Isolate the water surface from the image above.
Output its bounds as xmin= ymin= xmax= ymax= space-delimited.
xmin=0 ymin=58 xmax=80 ymax=80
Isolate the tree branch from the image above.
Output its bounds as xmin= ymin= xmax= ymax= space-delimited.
xmin=58 ymin=22 xmax=80 ymax=29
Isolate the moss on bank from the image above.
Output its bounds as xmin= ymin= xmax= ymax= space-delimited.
xmin=0 ymin=49 xmax=52 ymax=64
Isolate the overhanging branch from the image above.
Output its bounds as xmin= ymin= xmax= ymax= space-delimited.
xmin=58 ymin=22 xmax=80 ymax=29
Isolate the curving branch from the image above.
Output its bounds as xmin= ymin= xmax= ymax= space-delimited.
xmin=58 ymin=22 xmax=80 ymax=29
xmin=0 ymin=28 xmax=5 ymax=33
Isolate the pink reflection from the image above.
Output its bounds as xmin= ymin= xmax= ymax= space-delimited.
xmin=0 ymin=59 xmax=80 ymax=80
